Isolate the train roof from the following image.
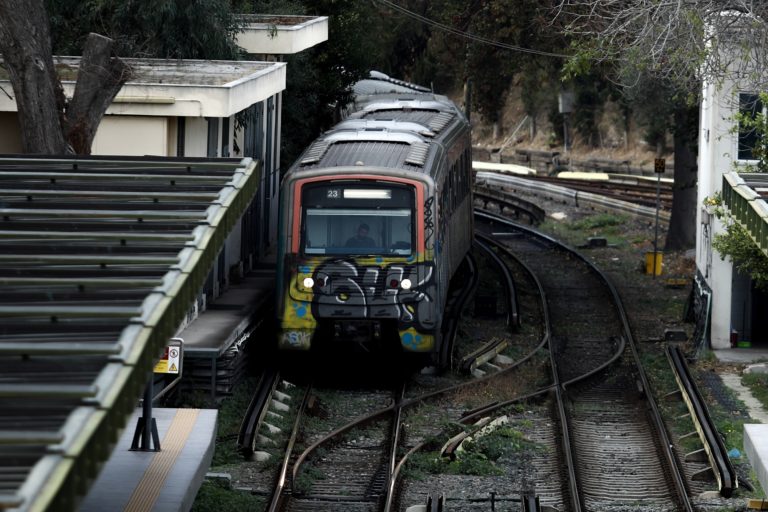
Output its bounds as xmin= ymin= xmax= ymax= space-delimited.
xmin=335 ymin=118 xmax=437 ymax=137
xmin=352 ymin=71 xmax=432 ymax=95
xmin=287 ymin=73 xmax=468 ymax=178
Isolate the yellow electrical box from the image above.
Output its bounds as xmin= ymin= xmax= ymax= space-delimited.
xmin=645 ymin=252 xmax=663 ymax=276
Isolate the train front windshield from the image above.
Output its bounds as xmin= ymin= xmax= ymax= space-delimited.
xmin=301 ymin=183 xmax=414 ymax=256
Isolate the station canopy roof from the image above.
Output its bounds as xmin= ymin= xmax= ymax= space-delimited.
xmin=0 ymin=58 xmax=286 ymax=118
xmin=0 ymin=154 xmax=260 ymax=512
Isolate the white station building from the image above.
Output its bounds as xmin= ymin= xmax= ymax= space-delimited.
xmin=695 ymin=11 xmax=768 ymax=351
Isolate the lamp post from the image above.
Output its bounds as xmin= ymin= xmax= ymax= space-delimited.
xmin=652 ymin=158 xmax=665 ymax=278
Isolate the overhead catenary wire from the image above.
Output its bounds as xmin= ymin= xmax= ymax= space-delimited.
xmin=372 ymin=0 xmax=572 ymax=59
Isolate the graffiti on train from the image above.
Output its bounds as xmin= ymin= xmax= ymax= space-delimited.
xmin=307 ymin=258 xmax=437 ymax=332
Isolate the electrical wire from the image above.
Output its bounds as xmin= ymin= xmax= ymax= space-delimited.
xmin=372 ymin=0 xmax=572 ymax=59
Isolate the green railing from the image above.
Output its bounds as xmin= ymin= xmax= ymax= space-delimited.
xmin=722 ymin=171 xmax=768 ymax=257
xmin=0 ymin=156 xmax=260 ymax=511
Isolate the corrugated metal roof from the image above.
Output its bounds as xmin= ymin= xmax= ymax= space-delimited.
xmin=299 ymin=130 xmax=428 ymax=170
xmin=317 ymin=141 xmax=413 ymax=169
xmin=0 ymin=155 xmax=260 ymax=512
xmin=360 ymin=110 xmax=443 ymax=127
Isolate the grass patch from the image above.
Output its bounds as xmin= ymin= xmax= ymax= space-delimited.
xmin=639 ymin=346 xmax=702 ymax=452
xmin=405 ymin=450 xmax=504 ymax=478
xmin=742 ymin=372 xmax=768 ymax=411
xmin=570 ymin=213 xmax=628 ymax=231
xmin=403 ymin=424 xmax=541 ymax=479
xmin=467 ymin=425 xmax=544 ymax=458
xmin=293 ymin=464 xmax=326 ymax=494
xmin=191 ymin=480 xmax=264 ymax=512
xmin=540 ymin=212 xmax=631 ymax=248
xmin=211 ymin=377 xmax=258 ymax=466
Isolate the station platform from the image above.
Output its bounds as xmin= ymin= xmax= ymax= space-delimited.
xmin=79 ymin=408 xmax=217 ymax=512
xmin=178 ymin=262 xmax=276 ymax=400
xmin=713 ymin=347 xmax=768 ymax=497
xmin=79 ymin=261 xmax=275 ymax=510
xmin=182 ymin=264 xmax=276 ymax=356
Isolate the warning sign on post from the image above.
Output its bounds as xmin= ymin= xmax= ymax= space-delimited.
xmin=154 ymin=342 xmax=181 ymax=374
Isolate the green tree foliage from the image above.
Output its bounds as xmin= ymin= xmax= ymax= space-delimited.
xmin=712 ymin=221 xmax=768 ymax=291
xmin=238 ymin=0 xmax=391 ymax=167
xmin=734 ymin=92 xmax=768 ymax=173
xmin=47 ymin=0 xmax=393 ymax=167
xmin=47 ymin=0 xmax=242 ymax=59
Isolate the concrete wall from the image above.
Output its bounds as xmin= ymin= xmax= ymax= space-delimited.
xmin=92 ymin=116 xmax=169 ymax=156
xmin=698 ymin=65 xmax=739 ymax=349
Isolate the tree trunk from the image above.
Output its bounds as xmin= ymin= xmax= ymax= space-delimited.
xmin=665 ymin=104 xmax=698 ymax=251
xmin=0 ymin=2 xmax=131 ymax=154
xmin=0 ymin=0 xmax=69 ymax=153
xmin=66 ymin=33 xmax=132 ymax=154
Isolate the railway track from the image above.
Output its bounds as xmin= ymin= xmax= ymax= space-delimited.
xmin=474 ymin=170 xmax=671 ymax=225
xmin=232 ymin=245 xmax=554 ymax=510
xmin=475 ymin=209 xmax=692 ymax=511
xmin=226 ymin=199 xmax=732 ymax=511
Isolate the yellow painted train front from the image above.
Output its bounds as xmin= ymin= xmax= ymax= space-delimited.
xmin=277 ymin=175 xmax=440 ymax=356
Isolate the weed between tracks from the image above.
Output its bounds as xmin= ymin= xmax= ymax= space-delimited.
xmin=404 ymin=424 xmax=545 ymax=479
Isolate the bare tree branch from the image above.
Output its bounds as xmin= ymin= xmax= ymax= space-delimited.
xmin=555 ymin=0 xmax=768 ymax=91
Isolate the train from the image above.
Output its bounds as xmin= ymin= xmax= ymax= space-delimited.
xmin=275 ymin=71 xmax=473 ymax=364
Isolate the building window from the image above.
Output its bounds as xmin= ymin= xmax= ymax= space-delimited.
xmin=738 ymin=92 xmax=763 ymax=161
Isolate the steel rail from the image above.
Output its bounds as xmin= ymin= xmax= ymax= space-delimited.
xmin=237 ymin=368 xmax=281 ymax=454
xmin=289 ymin=236 xmax=554 ymax=499
xmin=474 ymin=234 xmax=519 ymax=328
xmin=439 ymin=253 xmax=479 ymax=370
xmin=382 ymin=385 xmax=407 ymax=512
xmin=474 ymin=216 xmax=582 ymax=511
xmin=474 ymin=171 xmax=671 ymax=223
xmin=667 ymin=345 xmax=738 ymax=497
xmin=267 ymin=384 xmax=313 ymax=512
xmin=474 ymin=185 xmax=546 ymax=224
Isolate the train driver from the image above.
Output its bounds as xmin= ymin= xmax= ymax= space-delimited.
xmin=346 ymin=223 xmax=376 ymax=248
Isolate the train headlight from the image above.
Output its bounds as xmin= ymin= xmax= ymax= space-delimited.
xmin=303 ymin=277 xmax=315 ymax=289
xmin=401 ymin=278 xmax=412 ymax=290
